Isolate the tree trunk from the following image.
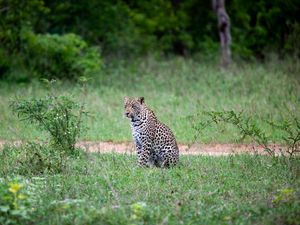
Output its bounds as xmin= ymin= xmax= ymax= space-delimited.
xmin=213 ymin=0 xmax=231 ymax=67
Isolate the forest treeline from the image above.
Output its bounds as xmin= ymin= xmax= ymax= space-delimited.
xmin=1 ymin=0 xmax=299 ymax=80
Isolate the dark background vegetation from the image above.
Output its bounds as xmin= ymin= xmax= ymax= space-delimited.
xmin=1 ymin=0 xmax=300 ymax=80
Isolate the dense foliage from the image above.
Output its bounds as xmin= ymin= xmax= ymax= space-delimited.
xmin=0 ymin=0 xmax=299 ymax=79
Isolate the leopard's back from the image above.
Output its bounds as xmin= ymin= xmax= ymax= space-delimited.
xmin=152 ymin=120 xmax=179 ymax=167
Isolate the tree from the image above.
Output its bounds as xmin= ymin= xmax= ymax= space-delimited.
xmin=213 ymin=0 xmax=231 ymax=67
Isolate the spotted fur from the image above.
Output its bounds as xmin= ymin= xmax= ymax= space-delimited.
xmin=124 ymin=96 xmax=179 ymax=167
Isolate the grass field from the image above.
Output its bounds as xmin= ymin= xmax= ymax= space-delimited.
xmin=0 ymin=58 xmax=299 ymax=225
xmin=0 ymin=57 xmax=299 ymax=143
xmin=1 ymin=153 xmax=300 ymax=225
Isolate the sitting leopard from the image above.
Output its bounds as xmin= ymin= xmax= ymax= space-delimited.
xmin=124 ymin=96 xmax=179 ymax=167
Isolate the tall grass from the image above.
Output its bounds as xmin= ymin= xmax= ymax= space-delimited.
xmin=0 ymin=57 xmax=299 ymax=143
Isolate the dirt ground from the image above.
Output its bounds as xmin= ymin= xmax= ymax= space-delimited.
xmin=0 ymin=140 xmax=283 ymax=156
xmin=76 ymin=141 xmax=283 ymax=156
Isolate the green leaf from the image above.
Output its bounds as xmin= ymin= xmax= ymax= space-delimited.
xmin=0 ymin=205 xmax=10 ymax=212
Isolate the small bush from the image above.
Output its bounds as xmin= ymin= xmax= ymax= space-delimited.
xmin=10 ymin=95 xmax=87 ymax=156
xmin=21 ymin=31 xmax=102 ymax=80
xmin=190 ymin=110 xmax=300 ymax=157
xmin=4 ymin=95 xmax=87 ymax=175
xmin=268 ymin=118 xmax=300 ymax=156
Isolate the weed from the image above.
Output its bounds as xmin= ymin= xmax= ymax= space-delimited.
xmin=268 ymin=118 xmax=300 ymax=156
xmin=10 ymin=95 xmax=87 ymax=156
xmin=272 ymin=188 xmax=297 ymax=205
xmin=0 ymin=178 xmax=32 ymax=224
xmin=0 ymin=143 xmax=66 ymax=176
xmin=189 ymin=110 xmax=300 ymax=157
xmin=2 ymin=94 xmax=88 ymax=175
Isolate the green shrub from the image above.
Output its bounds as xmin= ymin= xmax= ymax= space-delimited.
xmin=0 ymin=0 xmax=48 ymax=52
xmin=10 ymin=95 xmax=87 ymax=156
xmin=190 ymin=111 xmax=300 ymax=157
xmin=3 ymin=95 xmax=87 ymax=175
xmin=21 ymin=31 xmax=102 ymax=80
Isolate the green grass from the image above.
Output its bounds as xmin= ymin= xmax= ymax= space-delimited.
xmin=1 ymin=153 xmax=299 ymax=224
xmin=1 ymin=57 xmax=299 ymax=224
xmin=0 ymin=57 xmax=299 ymax=143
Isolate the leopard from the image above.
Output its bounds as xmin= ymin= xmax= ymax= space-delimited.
xmin=124 ymin=96 xmax=179 ymax=167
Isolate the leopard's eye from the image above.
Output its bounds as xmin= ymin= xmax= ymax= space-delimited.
xmin=132 ymin=104 xmax=139 ymax=110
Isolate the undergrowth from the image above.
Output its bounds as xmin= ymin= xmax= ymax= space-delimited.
xmin=10 ymin=95 xmax=87 ymax=156
xmin=1 ymin=94 xmax=87 ymax=177
xmin=189 ymin=110 xmax=300 ymax=158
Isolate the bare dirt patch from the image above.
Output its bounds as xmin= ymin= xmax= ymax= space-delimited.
xmin=0 ymin=140 xmax=282 ymax=156
xmin=76 ymin=141 xmax=283 ymax=156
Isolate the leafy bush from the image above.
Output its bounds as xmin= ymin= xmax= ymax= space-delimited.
xmin=0 ymin=179 xmax=31 ymax=224
xmin=21 ymin=31 xmax=102 ymax=80
xmin=2 ymin=95 xmax=87 ymax=175
xmin=10 ymin=95 xmax=87 ymax=156
xmin=268 ymin=118 xmax=300 ymax=156
xmin=0 ymin=0 xmax=48 ymax=52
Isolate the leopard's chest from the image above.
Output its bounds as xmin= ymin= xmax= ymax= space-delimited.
xmin=132 ymin=130 xmax=142 ymax=147
xmin=131 ymin=122 xmax=148 ymax=146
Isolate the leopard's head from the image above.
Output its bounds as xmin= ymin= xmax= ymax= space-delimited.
xmin=124 ymin=96 xmax=145 ymax=121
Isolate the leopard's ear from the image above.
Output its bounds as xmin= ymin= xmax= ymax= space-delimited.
xmin=138 ymin=97 xmax=145 ymax=104
xmin=124 ymin=96 xmax=129 ymax=104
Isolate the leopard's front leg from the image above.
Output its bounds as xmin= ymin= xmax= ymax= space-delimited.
xmin=135 ymin=140 xmax=152 ymax=167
